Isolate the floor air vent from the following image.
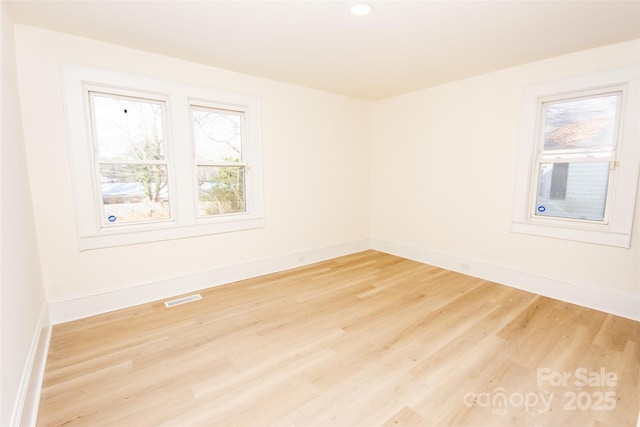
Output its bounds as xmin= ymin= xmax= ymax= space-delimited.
xmin=164 ymin=294 xmax=202 ymax=308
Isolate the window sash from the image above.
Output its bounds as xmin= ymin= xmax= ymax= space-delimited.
xmin=88 ymin=90 xmax=175 ymax=228
xmin=530 ymin=161 xmax=616 ymax=225
xmin=96 ymin=161 xmax=173 ymax=227
xmin=532 ymin=161 xmax=613 ymax=223
xmin=88 ymin=90 xmax=170 ymax=161
xmin=191 ymin=104 xmax=246 ymax=163
xmin=195 ymin=165 xmax=247 ymax=217
xmin=537 ymin=91 xmax=621 ymax=154
xmin=529 ymin=88 xmax=624 ymax=224
xmin=190 ymin=102 xmax=250 ymax=219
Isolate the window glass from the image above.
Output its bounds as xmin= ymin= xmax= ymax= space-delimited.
xmin=99 ymin=164 xmax=170 ymax=224
xmin=91 ymin=93 xmax=166 ymax=161
xmin=192 ymin=107 xmax=242 ymax=162
xmin=542 ymin=94 xmax=618 ymax=154
xmin=535 ymin=162 xmax=610 ymax=221
xmin=197 ymin=166 xmax=245 ymax=215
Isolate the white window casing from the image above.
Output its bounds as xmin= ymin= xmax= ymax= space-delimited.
xmin=512 ymin=66 xmax=640 ymax=248
xmin=63 ymin=64 xmax=264 ymax=250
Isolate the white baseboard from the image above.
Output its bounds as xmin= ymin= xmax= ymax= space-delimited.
xmin=49 ymin=237 xmax=639 ymax=325
xmin=11 ymin=303 xmax=51 ymax=427
xmin=49 ymin=240 xmax=370 ymax=324
xmin=370 ymin=239 xmax=639 ymax=322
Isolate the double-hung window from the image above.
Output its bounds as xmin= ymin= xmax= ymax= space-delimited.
xmin=512 ymin=67 xmax=639 ymax=247
xmin=533 ymin=90 xmax=620 ymax=222
xmin=90 ymin=91 xmax=172 ymax=226
xmin=191 ymin=104 xmax=248 ymax=217
xmin=64 ymin=65 xmax=264 ymax=250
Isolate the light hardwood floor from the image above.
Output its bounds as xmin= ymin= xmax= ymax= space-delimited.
xmin=37 ymin=250 xmax=639 ymax=426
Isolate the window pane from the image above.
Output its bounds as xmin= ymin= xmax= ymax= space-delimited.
xmin=100 ymin=164 xmax=170 ymax=224
xmin=535 ymin=162 xmax=609 ymax=221
xmin=543 ymin=94 xmax=619 ymax=153
xmin=92 ymin=93 xmax=165 ymax=161
xmin=197 ymin=166 xmax=245 ymax=216
xmin=192 ymin=107 xmax=242 ymax=162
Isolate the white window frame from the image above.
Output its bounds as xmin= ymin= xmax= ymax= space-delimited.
xmin=63 ymin=64 xmax=264 ymax=250
xmin=189 ymin=101 xmax=251 ymax=220
xmin=88 ymin=88 xmax=175 ymax=228
xmin=512 ymin=66 xmax=639 ymax=248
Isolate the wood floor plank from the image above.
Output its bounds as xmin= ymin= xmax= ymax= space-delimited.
xmin=36 ymin=250 xmax=640 ymax=426
xmin=381 ymin=406 xmax=428 ymax=427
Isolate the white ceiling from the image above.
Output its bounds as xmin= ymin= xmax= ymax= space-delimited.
xmin=6 ymin=1 xmax=640 ymax=100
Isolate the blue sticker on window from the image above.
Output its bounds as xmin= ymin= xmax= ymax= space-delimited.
xmin=537 ymin=206 xmax=546 ymax=213
xmin=107 ymin=215 xmax=117 ymax=223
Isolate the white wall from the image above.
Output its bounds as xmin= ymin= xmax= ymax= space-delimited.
xmin=371 ymin=40 xmax=640 ymax=307
xmin=13 ymin=26 xmax=371 ymax=307
xmin=0 ymin=6 xmax=47 ymax=426
xmin=10 ymin=25 xmax=639 ymax=325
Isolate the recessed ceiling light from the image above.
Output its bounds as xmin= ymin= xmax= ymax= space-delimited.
xmin=351 ymin=3 xmax=373 ymax=16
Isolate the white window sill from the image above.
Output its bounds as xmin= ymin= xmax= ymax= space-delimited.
xmin=79 ymin=217 xmax=265 ymax=250
xmin=511 ymin=220 xmax=631 ymax=248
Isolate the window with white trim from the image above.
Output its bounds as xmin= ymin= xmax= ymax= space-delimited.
xmin=90 ymin=90 xmax=172 ymax=226
xmin=64 ymin=65 xmax=264 ymax=250
xmin=191 ymin=104 xmax=247 ymax=217
xmin=512 ymin=67 xmax=639 ymax=248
